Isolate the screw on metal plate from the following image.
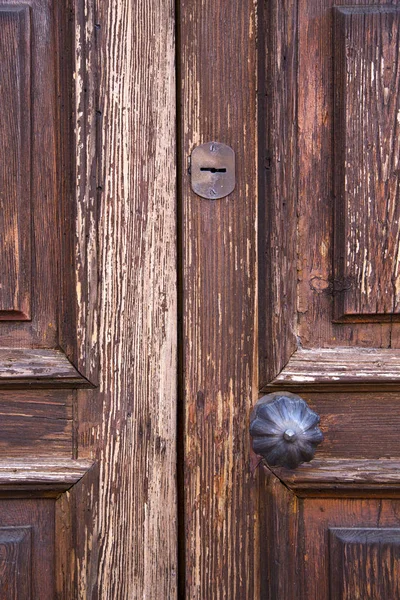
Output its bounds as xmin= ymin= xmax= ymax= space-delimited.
xmin=190 ymin=142 xmax=235 ymax=200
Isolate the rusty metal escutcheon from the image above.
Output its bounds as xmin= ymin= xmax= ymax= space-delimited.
xmin=190 ymin=142 xmax=235 ymax=200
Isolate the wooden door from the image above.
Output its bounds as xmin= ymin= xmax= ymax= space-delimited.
xmin=180 ymin=0 xmax=400 ymax=598
xmin=0 ymin=0 xmax=177 ymax=598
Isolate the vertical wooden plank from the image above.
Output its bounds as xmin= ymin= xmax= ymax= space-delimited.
xmin=259 ymin=0 xmax=298 ymax=385
xmin=71 ymin=1 xmax=100 ymax=597
xmin=72 ymin=0 xmax=99 ymax=383
xmin=55 ymin=491 xmax=74 ymax=599
xmin=0 ymin=7 xmax=31 ymax=321
xmin=334 ymin=7 xmax=400 ymax=321
xmin=79 ymin=0 xmax=177 ymax=597
xmin=179 ymin=0 xmax=259 ymax=597
xmin=261 ymin=469 xmax=300 ymax=600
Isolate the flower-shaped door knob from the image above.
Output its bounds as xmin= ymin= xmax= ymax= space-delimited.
xmin=249 ymin=392 xmax=323 ymax=469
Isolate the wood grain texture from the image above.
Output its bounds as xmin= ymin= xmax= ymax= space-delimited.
xmin=0 ymin=527 xmax=31 ymax=599
xmin=259 ymin=0 xmax=400 ymax=386
xmin=301 ymin=498 xmax=400 ymax=600
xmin=258 ymin=3 xmax=400 ymax=595
xmin=0 ymin=390 xmax=73 ymax=457
xmin=0 ymin=0 xmax=96 ymax=385
xmin=308 ymin=391 xmax=400 ymax=460
xmin=0 ymin=6 xmax=31 ymax=321
xmin=70 ymin=4 xmax=102 ymax=595
xmin=259 ymin=0 xmax=298 ymax=385
xmin=0 ymin=499 xmax=55 ymax=599
xmin=260 ymin=477 xmax=400 ymax=597
xmin=261 ymin=469 xmax=300 ymax=599
xmin=179 ymin=0 xmax=259 ymax=597
xmin=0 ymin=0 xmax=58 ymax=350
xmin=56 ymin=490 xmax=74 ymax=599
xmin=303 ymin=391 xmax=400 ymax=461
xmin=0 ymin=349 xmax=91 ymax=387
xmin=334 ymin=6 xmax=400 ymax=320
xmin=295 ymin=0 xmax=400 ymax=351
xmin=71 ymin=0 xmax=98 ymax=385
xmin=0 ymin=458 xmax=92 ymax=491
xmin=267 ymin=347 xmax=400 ymax=390
xmin=270 ymin=459 xmax=400 ymax=494
xmin=72 ymin=0 xmax=178 ymax=597
xmin=330 ymin=527 xmax=400 ymax=599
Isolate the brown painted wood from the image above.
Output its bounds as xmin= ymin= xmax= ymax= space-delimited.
xmin=71 ymin=0 xmax=178 ymax=596
xmin=259 ymin=0 xmax=298 ymax=385
xmin=0 ymin=0 xmax=96 ymax=387
xmin=0 ymin=0 xmax=58 ymax=349
xmin=0 ymin=0 xmax=177 ymax=597
xmin=0 ymin=390 xmax=73 ymax=457
xmin=270 ymin=460 xmax=400 ymax=494
xmin=267 ymin=348 xmax=400 ymax=390
xmin=301 ymin=499 xmax=400 ymax=600
xmin=0 ymin=499 xmax=55 ymax=599
xmin=55 ymin=488 xmax=75 ymax=598
xmin=257 ymin=0 xmax=400 ymax=597
xmin=0 ymin=527 xmax=31 ymax=599
xmin=0 ymin=458 xmax=92 ymax=492
xmin=330 ymin=527 xmax=400 ymax=599
xmin=334 ymin=6 xmax=400 ymax=321
xmin=0 ymin=349 xmax=91 ymax=387
xmin=0 ymin=6 xmax=31 ymax=321
xmin=289 ymin=0 xmax=400 ymax=352
xmin=261 ymin=470 xmax=299 ymax=599
xmin=179 ymin=0 xmax=260 ymax=597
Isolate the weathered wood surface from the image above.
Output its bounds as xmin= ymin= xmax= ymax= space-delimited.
xmin=269 ymin=459 xmax=400 ymax=492
xmin=0 ymin=349 xmax=90 ymax=387
xmin=268 ymin=347 xmax=400 ymax=389
xmin=262 ymin=476 xmax=400 ymax=598
xmin=0 ymin=0 xmax=96 ymax=381
xmin=180 ymin=0 xmax=259 ymax=597
xmin=71 ymin=0 xmax=98 ymax=385
xmin=73 ymin=0 xmax=178 ymax=597
xmin=0 ymin=6 xmax=31 ymax=321
xmin=300 ymin=498 xmax=400 ymax=599
xmin=329 ymin=528 xmax=400 ymax=599
xmin=0 ymin=0 xmax=177 ymax=596
xmin=334 ymin=6 xmax=400 ymax=320
xmin=0 ymin=527 xmax=32 ymax=598
xmin=0 ymin=389 xmax=73 ymax=457
xmin=0 ymin=0 xmax=59 ymax=349
xmin=261 ymin=470 xmax=299 ymax=599
xmin=0 ymin=500 xmax=56 ymax=598
xmin=306 ymin=391 xmax=400 ymax=460
xmin=258 ymin=0 xmax=400 ymax=597
xmin=56 ymin=490 xmax=74 ymax=598
xmin=259 ymin=0 xmax=298 ymax=386
xmin=0 ymin=458 xmax=92 ymax=489
xmin=293 ymin=0 xmax=400 ymax=351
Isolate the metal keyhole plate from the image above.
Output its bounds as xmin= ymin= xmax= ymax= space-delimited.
xmin=190 ymin=142 xmax=235 ymax=200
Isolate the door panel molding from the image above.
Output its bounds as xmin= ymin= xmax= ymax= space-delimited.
xmin=264 ymin=347 xmax=400 ymax=391
xmin=0 ymin=458 xmax=93 ymax=495
xmin=0 ymin=349 xmax=93 ymax=388
xmin=267 ymin=460 xmax=400 ymax=496
xmin=329 ymin=527 xmax=400 ymax=599
xmin=333 ymin=6 xmax=400 ymax=322
xmin=260 ymin=0 xmax=400 ymax=388
xmin=0 ymin=0 xmax=97 ymax=388
xmin=258 ymin=2 xmax=400 ymax=596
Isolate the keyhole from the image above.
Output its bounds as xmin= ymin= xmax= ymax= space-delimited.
xmin=200 ymin=167 xmax=227 ymax=173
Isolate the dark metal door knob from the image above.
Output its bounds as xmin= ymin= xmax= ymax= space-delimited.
xmin=249 ymin=392 xmax=323 ymax=469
